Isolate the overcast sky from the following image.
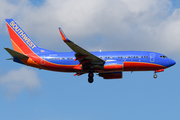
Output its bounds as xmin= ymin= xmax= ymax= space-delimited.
xmin=0 ymin=0 xmax=180 ymax=120
xmin=1 ymin=0 xmax=180 ymax=54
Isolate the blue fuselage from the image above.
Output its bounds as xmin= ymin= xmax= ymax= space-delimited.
xmin=31 ymin=50 xmax=176 ymax=73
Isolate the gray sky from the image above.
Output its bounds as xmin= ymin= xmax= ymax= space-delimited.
xmin=1 ymin=0 xmax=180 ymax=56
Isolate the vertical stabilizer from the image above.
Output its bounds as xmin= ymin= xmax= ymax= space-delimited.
xmin=5 ymin=19 xmax=40 ymax=54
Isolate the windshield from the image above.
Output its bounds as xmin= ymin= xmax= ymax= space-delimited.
xmin=160 ymin=55 xmax=168 ymax=58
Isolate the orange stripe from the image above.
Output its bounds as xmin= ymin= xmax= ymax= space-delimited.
xmin=11 ymin=39 xmax=24 ymax=54
xmin=10 ymin=38 xmax=43 ymax=69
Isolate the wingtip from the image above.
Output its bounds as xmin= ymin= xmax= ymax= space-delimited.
xmin=58 ymin=27 xmax=71 ymax=42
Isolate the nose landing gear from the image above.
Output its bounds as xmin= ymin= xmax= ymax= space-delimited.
xmin=153 ymin=69 xmax=164 ymax=79
xmin=153 ymin=73 xmax=157 ymax=78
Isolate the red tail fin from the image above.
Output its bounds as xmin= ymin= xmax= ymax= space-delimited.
xmin=5 ymin=19 xmax=40 ymax=54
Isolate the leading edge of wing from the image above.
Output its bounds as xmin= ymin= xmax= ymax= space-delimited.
xmin=58 ymin=27 xmax=104 ymax=64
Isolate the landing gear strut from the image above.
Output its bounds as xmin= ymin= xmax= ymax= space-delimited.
xmin=88 ymin=70 xmax=94 ymax=83
xmin=153 ymin=69 xmax=164 ymax=79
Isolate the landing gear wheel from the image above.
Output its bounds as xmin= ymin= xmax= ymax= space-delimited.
xmin=88 ymin=71 xmax=94 ymax=83
xmin=88 ymin=77 xmax=94 ymax=83
xmin=153 ymin=74 xmax=157 ymax=78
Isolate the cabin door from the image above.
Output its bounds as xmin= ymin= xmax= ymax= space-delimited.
xmin=150 ymin=53 xmax=155 ymax=62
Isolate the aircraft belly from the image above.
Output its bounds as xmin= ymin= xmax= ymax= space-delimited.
xmin=123 ymin=62 xmax=166 ymax=71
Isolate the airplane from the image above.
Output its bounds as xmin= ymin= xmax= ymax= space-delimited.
xmin=4 ymin=19 xmax=176 ymax=83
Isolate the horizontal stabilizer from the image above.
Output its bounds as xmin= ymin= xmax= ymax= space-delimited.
xmin=6 ymin=58 xmax=13 ymax=60
xmin=4 ymin=48 xmax=29 ymax=59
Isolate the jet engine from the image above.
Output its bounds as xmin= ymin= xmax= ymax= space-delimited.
xmin=99 ymin=72 xmax=123 ymax=79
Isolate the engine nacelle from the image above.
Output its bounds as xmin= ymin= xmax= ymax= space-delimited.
xmin=104 ymin=61 xmax=123 ymax=71
xmin=99 ymin=72 xmax=123 ymax=79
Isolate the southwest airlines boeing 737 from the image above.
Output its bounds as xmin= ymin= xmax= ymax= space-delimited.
xmin=4 ymin=19 xmax=176 ymax=83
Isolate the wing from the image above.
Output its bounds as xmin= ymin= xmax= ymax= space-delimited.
xmin=59 ymin=28 xmax=105 ymax=69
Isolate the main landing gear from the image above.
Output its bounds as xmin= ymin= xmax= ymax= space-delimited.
xmin=88 ymin=70 xmax=94 ymax=83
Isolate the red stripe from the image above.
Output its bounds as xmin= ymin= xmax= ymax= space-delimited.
xmin=59 ymin=29 xmax=66 ymax=41
xmin=123 ymin=62 xmax=166 ymax=71
xmin=104 ymin=64 xmax=123 ymax=70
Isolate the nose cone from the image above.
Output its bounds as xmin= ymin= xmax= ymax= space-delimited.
xmin=168 ymin=59 xmax=176 ymax=67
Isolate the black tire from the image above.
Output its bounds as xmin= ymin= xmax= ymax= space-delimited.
xmin=153 ymin=74 xmax=157 ymax=78
xmin=88 ymin=78 xmax=94 ymax=83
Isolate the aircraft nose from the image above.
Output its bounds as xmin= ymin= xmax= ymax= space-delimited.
xmin=172 ymin=59 xmax=176 ymax=66
xmin=168 ymin=59 xmax=176 ymax=67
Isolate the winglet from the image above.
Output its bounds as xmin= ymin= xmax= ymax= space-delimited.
xmin=58 ymin=27 xmax=71 ymax=42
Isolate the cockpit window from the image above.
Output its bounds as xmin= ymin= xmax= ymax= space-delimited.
xmin=160 ymin=55 xmax=168 ymax=58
